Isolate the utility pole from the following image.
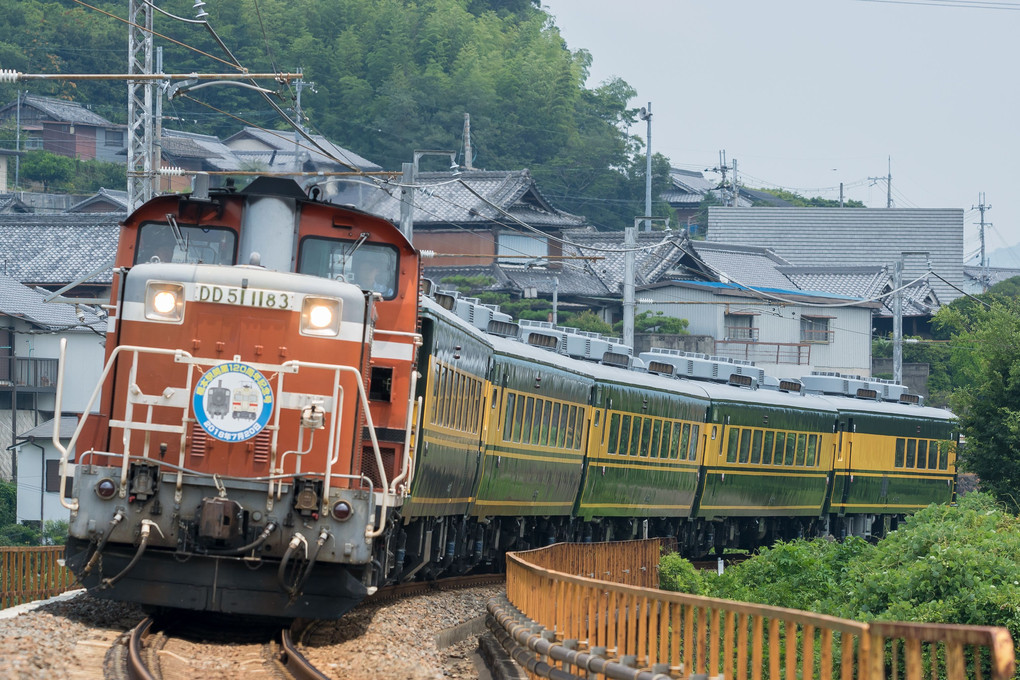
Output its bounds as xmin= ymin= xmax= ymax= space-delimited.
xmin=623 ymin=216 xmax=669 ymax=349
xmin=399 ymin=162 xmax=415 ymax=243
xmin=893 ymin=251 xmax=929 ymax=385
xmin=623 ymin=221 xmax=636 ymax=348
xmin=126 ymin=0 xmax=155 ymax=211
xmin=709 ymin=150 xmax=738 ymax=207
xmin=462 ymin=113 xmax=473 ymax=170
xmin=893 ymin=258 xmax=902 ymax=384
xmin=972 ymin=192 xmax=992 ymax=292
xmin=639 ymin=103 xmax=652 ymax=231
xmin=291 ymin=69 xmax=315 ymax=173
xmin=14 ymin=90 xmax=21 ymax=189
xmin=868 ymin=156 xmax=892 ymax=209
xmin=732 ymin=158 xmax=738 ymax=207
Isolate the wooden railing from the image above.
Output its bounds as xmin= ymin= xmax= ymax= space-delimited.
xmin=492 ymin=540 xmax=1015 ymax=680
xmin=1 ymin=546 xmax=78 ymax=609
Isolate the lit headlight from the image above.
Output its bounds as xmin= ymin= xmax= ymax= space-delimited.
xmin=145 ymin=282 xmax=185 ymax=322
xmin=301 ymin=296 xmax=341 ymax=337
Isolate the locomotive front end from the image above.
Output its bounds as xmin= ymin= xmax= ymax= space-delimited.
xmin=61 ymin=179 xmax=418 ymax=619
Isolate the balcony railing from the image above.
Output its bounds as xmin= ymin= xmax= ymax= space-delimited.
xmin=0 ymin=356 xmax=59 ymax=389
xmin=715 ymin=341 xmax=812 ymax=365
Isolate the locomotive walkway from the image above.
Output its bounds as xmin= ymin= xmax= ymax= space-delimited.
xmin=489 ymin=539 xmax=1015 ymax=680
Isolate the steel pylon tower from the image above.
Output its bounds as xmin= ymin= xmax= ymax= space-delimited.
xmin=127 ymin=0 xmax=155 ymax=212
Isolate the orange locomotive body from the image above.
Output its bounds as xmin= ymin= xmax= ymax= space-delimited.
xmin=61 ymin=178 xmax=420 ymax=618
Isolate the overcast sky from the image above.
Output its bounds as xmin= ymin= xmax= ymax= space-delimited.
xmin=542 ymin=0 xmax=1020 ymax=266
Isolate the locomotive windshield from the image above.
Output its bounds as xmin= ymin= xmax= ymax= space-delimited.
xmin=135 ymin=223 xmax=237 ymax=265
xmin=298 ymin=237 xmax=398 ymax=299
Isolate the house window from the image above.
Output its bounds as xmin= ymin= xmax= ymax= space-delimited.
xmin=800 ymin=315 xmax=833 ymax=344
xmin=105 ymin=129 xmax=125 ymax=147
xmin=23 ymin=134 xmax=43 ymax=150
xmin=497 ymin=233 xmax=549 ymax=265
xmin=724 ymin=313 xmax=758 ymax=341
xmin=45 ymin=459 xmax=74 ymax=498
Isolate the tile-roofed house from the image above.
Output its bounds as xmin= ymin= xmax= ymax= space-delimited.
xmin=707 ymin=206 xmax=965 ymax=303
xmin=780 ymin=266 xmax=889 ymax=301
xmin=0 ymin=273 xmax=105 ymax=330
xmin=0 ymin=213 xmax=121 ymax=299
xmin=0 ymin=94 xmax=126 ymax=164
xmin=558 ymin=228 xmax=684 ymax=295
xmin=351 ymin=169 xmax=586 ymax=268
xmin=0 ymin=194 xmax=33 ymax=214
xmin=158 ymin=129 xmax=244 ymax=192
xmin=962 ymin=265 xmax=1020 ymax=294
xmin=65 ymin=187 xmax=128 ymax=213
xmin=224 ymin=126 xmax=381 ymax=173
xmin=677 ymin=241 xmax=797 ymax=290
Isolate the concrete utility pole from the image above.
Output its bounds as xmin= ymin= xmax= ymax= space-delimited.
xmin=292 ymin=70 xmax=316 ymax=173
xmin=893 ymin=258 xmax=903 ymax=384
xmin=462 ymin=113 xmax=473 ymax=170
xmin=623 ymin=222 xmax=637 ymax=348
xmin=893 ymin=251 xmax=929 ymax=385
xmin=869 ymin=157 xmax=893 ymax=209
xmin=126 ymin=0 xmax=155 ymax=211
xmin=972 ymin=192 xmax=992 ymax=292
xmin=399 ymin=162 xmax=415 ymax=243
xmin=639 ymin=103 xmax=652 ymax=231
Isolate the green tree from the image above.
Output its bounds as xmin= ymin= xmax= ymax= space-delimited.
xmin=613 ymin=310 xmax=689 ymax=336
xmin=19 ymin=149 xmax=74 ymax=191
xmin=0 ymin=480 xmax=15 ymax=527
xmin=559 ymin=309 xmax=612 ymax=335
xmin=0 ymin=522 xmax=40 ymax=547
xmin=948 ymin=299 xmax=1020 ymax=512
xmin=43 ymin=519 xmax=68 ymax=546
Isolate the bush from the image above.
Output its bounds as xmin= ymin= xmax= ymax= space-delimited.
xmin=659 ymin=494 xmax=1020 ymax=662
xmin=659 ymin=552 xmax=705 ymax=595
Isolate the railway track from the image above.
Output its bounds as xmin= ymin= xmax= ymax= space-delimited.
xmin=120 ymin=573 xmax=506 ymax=680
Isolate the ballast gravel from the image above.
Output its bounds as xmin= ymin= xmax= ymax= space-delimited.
xmin=0 ymin=586 xmax=503 ymax=679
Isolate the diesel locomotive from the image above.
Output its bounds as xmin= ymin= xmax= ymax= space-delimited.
xmin=55 ymin=177 xmax=956 ymax=619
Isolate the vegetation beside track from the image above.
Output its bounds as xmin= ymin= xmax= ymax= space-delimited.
xmin=660 ymin=492 xmax=1020 ymax=659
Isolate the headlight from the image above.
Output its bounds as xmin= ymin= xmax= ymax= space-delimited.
xmin=145 ymin=282 xmax=185 ymax=322
xmin=301 ymin=296 xmax=341 ymax=337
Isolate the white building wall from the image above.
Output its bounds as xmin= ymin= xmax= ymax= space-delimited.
xmin=14 ymin=437 xmax=75 ymax=525
xmin=638 ymin=285 xmax=873 ymax=378
xmin=16 ymin=328 xmax=105 ymax=414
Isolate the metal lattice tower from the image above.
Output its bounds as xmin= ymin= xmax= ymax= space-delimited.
xmin=127 ymin=0 xmax=155 ymax=212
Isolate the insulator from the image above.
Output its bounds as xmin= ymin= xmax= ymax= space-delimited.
xmin=159 ymin=166 xmax=187 ymax=176
xmin=0 ymin=70 xmax=20 ymax=83
xmin=419 ymin=249 xmax=436 ymax=259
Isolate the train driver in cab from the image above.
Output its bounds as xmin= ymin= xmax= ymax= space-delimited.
xmin=352 ymin=250 xmax=396 ymax=297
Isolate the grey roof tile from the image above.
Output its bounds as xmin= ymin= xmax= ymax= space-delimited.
xmin=162 ymin=129 xmax=242 ymax=171
xmin=0 ymin=214 xmax=121 ymax=284
xmin=65 ymin=188 xmax=129 ymax=213
xmin=355 ymin=170 xmax=585 ymax=229
xmin=224 ymin=127 xmax=381 ymax=171
xmin=0 ymin=272 xmax=105 ymax=330
xmin=13 ymin=95 xmax=118 ymax=127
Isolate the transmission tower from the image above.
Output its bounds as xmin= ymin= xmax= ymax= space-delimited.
xmin=127 ymin=0 xmax=155 ymax=212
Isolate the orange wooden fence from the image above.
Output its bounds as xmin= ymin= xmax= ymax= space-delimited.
xmin=1 ymin=546 xmax=78 ymax=609
xmin=493 ymin=540 xmax=1016 ymax=680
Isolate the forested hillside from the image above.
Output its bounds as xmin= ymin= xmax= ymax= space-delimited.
xmin=0 ymin=0 xmax=674 ymax=228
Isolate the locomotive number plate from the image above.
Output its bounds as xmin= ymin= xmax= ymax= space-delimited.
xmin=194 ymin=284 xmax=296 ymax=311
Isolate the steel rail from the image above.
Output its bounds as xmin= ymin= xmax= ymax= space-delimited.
xmin=126 ymin=617 xmax=157 ymax=680
xmin=280 ymin=625 xmax=332 ymax=680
